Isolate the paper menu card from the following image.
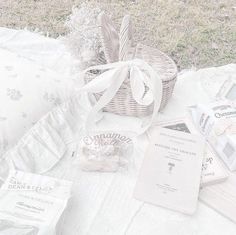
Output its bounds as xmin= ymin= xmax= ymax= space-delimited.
xmin=134 ymin=128 xmax=205 ymax=214
xmin=148 ymin=118 xmax=229 ymax=187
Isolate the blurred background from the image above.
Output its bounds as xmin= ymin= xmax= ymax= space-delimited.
xmin=0 ymin=0 xmax=235 ymax=70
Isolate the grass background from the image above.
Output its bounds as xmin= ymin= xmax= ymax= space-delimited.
xmin=0 ymin=0 xmax=235 ymax=70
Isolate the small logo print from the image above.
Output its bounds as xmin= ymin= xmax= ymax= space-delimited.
xmin=168 ymin=162 xmax=175 ymax=173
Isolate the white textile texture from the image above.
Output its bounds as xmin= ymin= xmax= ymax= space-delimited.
xmin=0 ymin=27 xmax=236 ymax=235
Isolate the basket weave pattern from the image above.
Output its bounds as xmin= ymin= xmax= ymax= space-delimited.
xmin=85 ymin=43 xmax=178 ymax=117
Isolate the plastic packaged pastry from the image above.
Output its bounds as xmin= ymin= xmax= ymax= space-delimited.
xmin=190 ymin=100 xmax=236 ymax=171
xmin=77 ymin=132 xmax=134 ymax=172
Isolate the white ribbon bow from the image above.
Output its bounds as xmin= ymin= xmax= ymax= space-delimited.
xmin=79 ymin=59 xmax=163 ymax=135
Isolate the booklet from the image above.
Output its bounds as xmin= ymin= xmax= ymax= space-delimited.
xmin=134 ymin=128 xmax=205 ymax=214
xmin=148 ymin=118 xmax=229 ymax=187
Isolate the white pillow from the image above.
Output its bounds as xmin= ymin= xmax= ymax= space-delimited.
xmin=0 ymin=48 xmax=75 ymax=154
xmin=0 ymin=27 xmax=74 ymax=75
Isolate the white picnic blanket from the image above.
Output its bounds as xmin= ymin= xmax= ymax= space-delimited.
xmin=0 ymin=27 xmax=236 ymax=235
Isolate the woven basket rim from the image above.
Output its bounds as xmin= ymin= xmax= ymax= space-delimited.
xmin=86 ymin=65 xmax=178 ymax=82
xmin=135 ymin=43 xmax=178 ymax=82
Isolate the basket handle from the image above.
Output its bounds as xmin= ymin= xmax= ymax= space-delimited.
xmin=79 ymin=59 xmax=163 ymax=135
xmin=99 ymin=12 xmax=119 ymax=63
xmin=119 ymin=15 xmax=134 ymax=61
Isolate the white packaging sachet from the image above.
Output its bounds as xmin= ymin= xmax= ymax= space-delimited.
xmin=0 ymin=170 xmax=72 ymax=235
xmin=190 ymin=100 xmax=236 ymax=171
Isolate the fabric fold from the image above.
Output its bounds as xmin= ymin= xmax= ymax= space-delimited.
xmin=1 ymin=101 xmax=77 ymax=177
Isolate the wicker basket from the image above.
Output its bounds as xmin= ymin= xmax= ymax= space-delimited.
xmin=85 ymin=43 xmax=178 ymax=117
xmin=83 ymin=13 xmax=178 ymax=117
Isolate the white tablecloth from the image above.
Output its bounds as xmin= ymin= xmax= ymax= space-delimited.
xmin=1 ymin=27 xmax=236 ymax=235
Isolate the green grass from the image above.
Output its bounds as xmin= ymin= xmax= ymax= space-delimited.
xmin=0 ymin=0 xmax=235 ymax=70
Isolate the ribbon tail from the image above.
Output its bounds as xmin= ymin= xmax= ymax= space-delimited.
xmin=79 ymin=69 xmax=119 ymax=93
xmin=130 ymin=66 xmax=154 ymax=105
xmin=85 ymin=66 xmax=130 ymax=132
xmin=137 ymin=61 xmax=163 ymax=134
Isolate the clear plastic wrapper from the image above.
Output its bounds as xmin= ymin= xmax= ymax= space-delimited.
xmin=190 ymin=100 xmax=236 ymax=171
xmin=77 ymin=132 xmax=134 ymax=172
